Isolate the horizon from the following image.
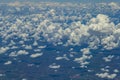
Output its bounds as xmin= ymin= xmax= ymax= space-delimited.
xmin=0 ymin=0 xmax=120 ymax=3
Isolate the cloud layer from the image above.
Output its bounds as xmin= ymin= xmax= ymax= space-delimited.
xmin=0 ymin=2 xmax=120 ymax=79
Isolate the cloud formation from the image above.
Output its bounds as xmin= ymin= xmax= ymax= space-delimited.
xmin=0 ymin=2 xmax=120 ymax=79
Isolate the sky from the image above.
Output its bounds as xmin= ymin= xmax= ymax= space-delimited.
xmin=0 ymin=0 xmax=120 ymax=3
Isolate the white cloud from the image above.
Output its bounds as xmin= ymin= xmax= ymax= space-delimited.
xmin=96 ymin=72 xmax=117 ymax=79
xmin=22 ymin=78 xmax=27 ymax=80
xmin=80 ymin=48 xmax=90 ymax=54
xmin=9 ymin=50 xmax=29 ymax=57
xmin=17 ymin=50 xmax=29 ymax=55
xmin=55 ymin=55 xmax=69 ymax=61
xmin=33 ymin=41 xmax=38 ymax=46
xmin=49 ymin=63 xmax=60 ymax=69
xmin=10 ymin=46 xmax=18 ymax=49
xmin=30 ymin=53 xmax=43 ymax=58
xmin=103 ymin=55 xmax=114 ymax=62
xmin=9 ymin=52 xmax=17 ymax=57
xmin=38 ymin=45 xmax=46 ymax=49
xmin=74 ymin=54 xmax=92 ymax=68
xmin=108 ymin=2 xmax=120 ymax=9
xmin=101 ymin=68 xmax=109 ymax=72
xmin=114 ymin=69 xmax=119 ymax=73
xmin=0 ymin=47 xmax=9 ymax=54
xmin=8 ymin=1 xmax=22 ymax=7
xmin=4 ymin=61 xmax=12 ymax=65
xmin=0 ymin=74 xmax=5 ymax=77
xmin=101 ymin=35 xmax=118 ymax=50
xmin=25 ymin=45 xmax=32 ymax=50
xmin=55 ymin=57 xmax=64 ymax=60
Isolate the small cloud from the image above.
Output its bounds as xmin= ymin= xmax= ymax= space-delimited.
xmin=30 ymin=53 xmax=43 ymax=58
xmin=0 ymin=47 xmax=9 ymax=54
xmin=103 ymin=55 xmax=114 ymax=62
xmin=4 ymin=61 xmax=12 ymax=65
xmin=49 ymin=63 xmax=60 ymax=69
xmin=96 ymin=72 xmax=117 ymax=79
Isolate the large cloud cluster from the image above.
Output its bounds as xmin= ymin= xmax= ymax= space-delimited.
xmin=34 ymin=14 xmax=120 ymax=50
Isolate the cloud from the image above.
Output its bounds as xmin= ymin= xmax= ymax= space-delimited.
xmin=49 ymin=63 xmax=60 ymax=69
xmin=103 ymin=55 xmax=114 ymax=62
xmin=55 ymin=55 xmax=69 ymax=61
xmin=9 ymin=50 xmax=29 ymax=57
xmin=25 ymin=45 xmax=32 ymax=50
xmin=30 ymin=53 xmax=43 ymax=58
xmin=74 ymin=54 xmax=92 ymax=68
xmin=17 ymin=50 xmax=29 ymax=55
xmin=80 ymin=48 xmax=90 ymax=54
xmin=0 ymin=47 xmax=9 ymax=54
xmin=114 ymin=69 xmax=119 ymax=73
xmin=96 ymin=72 xmax=117 ymax=79
xmin=108 ymin=2 xmax=120 ymax=9
xmin=4 ymin=61 xmax=12 ymax=65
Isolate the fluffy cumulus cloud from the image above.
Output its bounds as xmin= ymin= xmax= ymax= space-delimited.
xmin=30 ymin=53 xmax=43 ymax=58
xmin=9 ymin=50 xmax=29 ymax=57
xmin=74 ymin=54 xmax=92 ymax=68
xmin=108 ymin=2 xmax=120 ymax=9
xmin=17 ymin=50 xmax=29 ymax=55
xmin=4 ymin=61 xmax=12 ymax=65
xmin=49 ymin=63 xmax=61 ymax=69
xmin=96 ymin=72 xmax=117 ymax=79
xmin=0 ymin=47 xmax=9 ymax=54
xmin=103 ymin=55 xmax=114 ymax=62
